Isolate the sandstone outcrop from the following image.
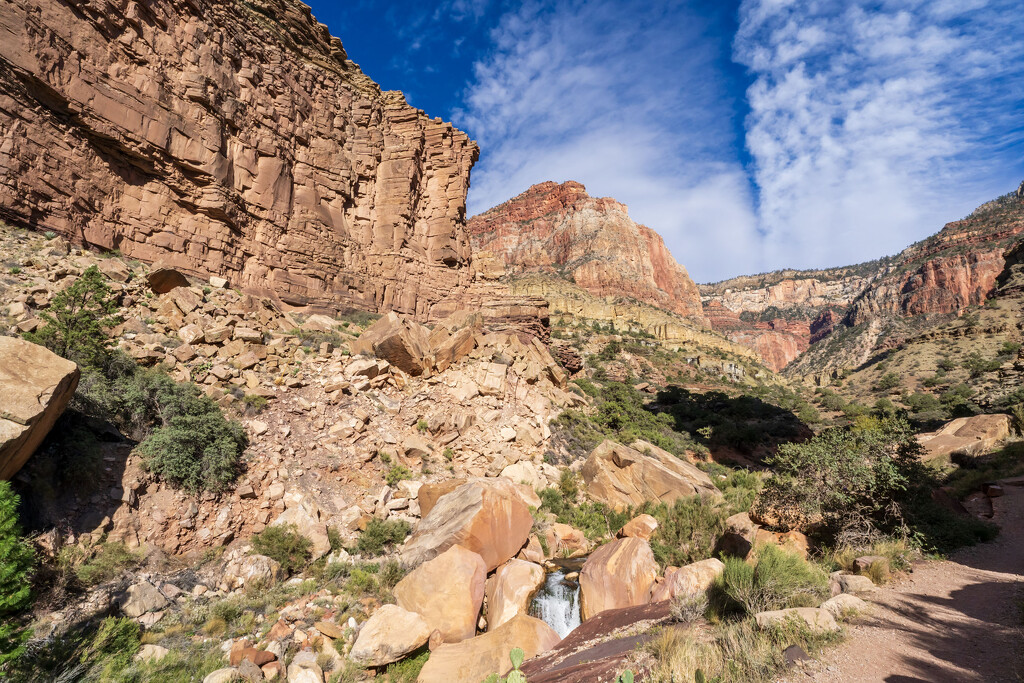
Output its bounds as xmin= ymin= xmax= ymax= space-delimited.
xmin=401 ymin=480 xmax=534 ymax=571
xmin=394 ymin=544 xmax=486 ymax=643
xmin=485 ymin=559 xmax=546 ymax=630
xmin=579 ymin=537 xmax=659 ymax=620
xmin=649 ymin=558 xmax=725 ymax=603
xmin=917 ymin=414 xmax=1012 ymax=460
xmin=350 ymin=604 xmax=431 ymax=666
xmin=0 ymin=336 xmax=80 ymax=479
xmin=580 ymin=440 xmax=720 ymax=511
xmin=416 ymin=613 xmax=560 ymax=683
xmin=0 ymin=0 xmax=552 ymax=330
xmin=469 ymin=182 xmax=707 ymax=324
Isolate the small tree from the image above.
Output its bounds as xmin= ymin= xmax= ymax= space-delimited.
xmin=0 ymin=482 xmax=36 ymax=667
xmin=24 ymin=265 xmax=120 ymax=368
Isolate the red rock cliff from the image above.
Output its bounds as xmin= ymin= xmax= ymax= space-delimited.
xmin=468 ymin=181 xmax=707 ymax=324
xmin=0 ymin=0 xmax=482 ymax=318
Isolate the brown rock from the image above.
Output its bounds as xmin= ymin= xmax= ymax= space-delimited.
xmin=918 ymin=414 xmax=1013 ymax=460
xmin=403 ymin=480 xmax=534 ymax=570
xmin=517 ymin=535 xmax=545 ymax=563
xmin=394 ymin=545 xmax=486 ymax=643
xmin=147 ymin=266 xmax=190 ymax=293
xmin=0 ymin=337 xmax=80 ymax=479
xmin=350 ymin=604 xmax=431 ymax=666
xmin=618 ymin=514 xmax=659 ymax=540
xmin=350 ymin=312 xmax=433 ymax=376
xmin=649 ymin=558 xmax=725 ymax=603
xmin=579 ymin=537 xmax=659 ymax=620
xmin=580 ymin=440 xmax=720 ymax=511
xmin=542 ymin=523 xmax=590 ymax=558
xmin=485 ymin=559 xmax=546 ymax=630
xmin=416 ymin=613 xmax=560 ymax=683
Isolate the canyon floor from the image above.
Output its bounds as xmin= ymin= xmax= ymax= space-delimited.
xmin=785 ymin=481 xmax=1024 ymax=683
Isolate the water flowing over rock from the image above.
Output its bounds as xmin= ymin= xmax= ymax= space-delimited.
xmin=0 ymin=0 xmax=546 ymax=327
xmin=468 ymin=181 xmax=707 ymax=324
xmin=0 ymin=336 xmax=80 ymax=479
xmin=530 ymin=567 xmax=582 ymax=639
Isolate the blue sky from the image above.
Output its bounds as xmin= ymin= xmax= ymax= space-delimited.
xmin=308 ymin=0 xmax=1024 ymax=283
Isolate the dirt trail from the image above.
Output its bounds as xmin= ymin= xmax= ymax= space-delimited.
xmin=786 ymin=481 xmax=1024 ymax=683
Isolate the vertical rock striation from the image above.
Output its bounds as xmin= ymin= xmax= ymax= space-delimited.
xmin=0 ymin=0 xmax=485 ymax=317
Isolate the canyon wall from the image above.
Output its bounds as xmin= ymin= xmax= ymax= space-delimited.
xmin=0 ymin=0 xmax=490 ymax=319
xmin=468 ymin=181 xmax=708 ymax=325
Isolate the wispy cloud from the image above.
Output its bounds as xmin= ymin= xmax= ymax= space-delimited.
xmin=736 ymin=0 xmax=1024 ymax=271
xmin=458 ymin=0 xmax=1024 ymax=282
xmin=456 ymin=0 xmax=763 ymax=281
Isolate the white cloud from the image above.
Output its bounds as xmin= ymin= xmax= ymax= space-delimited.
xmin=456 ymin=0 xmax=762 ymax=282
xmin=736 ymin=0 xmax=1024 ymax=272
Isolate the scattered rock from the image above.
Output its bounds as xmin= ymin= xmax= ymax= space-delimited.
xmin=134 ymin=644 xmax=170 ymax=663
xmin=830 ymin=571 xmax=877 ymax=596
xmin=120 ymin=581 xmax=169 ymax=618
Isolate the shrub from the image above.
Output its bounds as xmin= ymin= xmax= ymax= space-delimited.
xmin=251 ymin=524 xmax=312 ymax=573
xmin=670 ymin=592 xmax=709 ymax=624
xmin=650 ymin=496 xmax=729 ymax=568
xmin=385 ymin=465 xmax=412 ymax=486
xmin=357 ymin=519 xmax=411 ymax=557
xmin=874 ymin=372 xmax=901 ymax=392
xmin=558 ymin=469 xmax=579 ymax=499
xmin=24 ymin=265 xmax=120 ymax=367
xmin=242 ymin=394 xmax=269 ymax=413
xmin=385 ymin=650 xmax=429 ymax=682
xmin=0 ymin=482 xmax=35 ymax=666
xmin=73 ymin=542 xmax=142 ymax=586
xmin=711 ymin=544 xmax=828 ymax=616
xmin=962 ymin=352 xmax=1001 ymax=378
xmin=81 ymin=617 xmax=141 ymax=678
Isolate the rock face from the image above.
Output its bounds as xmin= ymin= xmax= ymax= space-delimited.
xmin=0 ymin=336 xmax=80 ymax=480
xmin=350 ymin=604 xmax=431 ymax=666
xmin=468 ymin=182 xmax=707 ymax=324
xmin=401 ymin=480 xmax=534 ymax=571
xmin=578 ymin=537 xmax=659 ymax=620
xmin=0 ymin=0 xmax=494 ymax=319
xmin=416 ymin=613 xmax=560 ymax=683
xmin=580 ymin=440 xmax=720 ymax=511
xmin=485 ymin=559 xmax=546 ymax=630
xmin=393 ymin=544 xmax=486 ymax=643
xmin=917 ymin=414 xmax=1012 ymax=460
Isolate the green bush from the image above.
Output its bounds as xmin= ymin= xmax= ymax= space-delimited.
xmin=81 ymin=617 xmax=140 ymax=679
xmin=357 ymin=519 xmax=411 ymax=557
xmin=385 ymin=465 xmax=413 ymax=486
xmin=650 ymin=496 xmax=729 ymax=568
xmin=73 ymin=542 xmax=143 ymax=586
xmin=711 ymin=544 xmax=828 ymax=616
xmin=24 ymin=265 xmax=120 ymax=368
xmin=874 ymin=372 xmax=901 ymax=392
xmin=0 ymin=482 xmax=35 ymax=667
xmin=962 ymin=352 xmax=1001 ymax=378
xmin=251 ymin=524 xmax=312 ymax=573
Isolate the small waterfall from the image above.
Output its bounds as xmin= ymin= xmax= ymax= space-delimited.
xmin=530 ymin=566 xmax=582 ymax=639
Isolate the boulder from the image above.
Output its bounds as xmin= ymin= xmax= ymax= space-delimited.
xmin=120 ymin=581 xmax=169 ymax=618
xmin=432 ymin=325 xmax=477 ymax=373
xmin=830 ymin=571 xmax=877 ymax=596
xmin=394 ymin=545 xmax=487 ymax=643
xmin=754 ymin=607 xmax=839 ymax=633
xmin=485 ymin=559 xmax=546 ymax=629
xmin=350 ymin=604 xmax=431 ymax=666
xmin=203 ymin=669 xmax=240 ymax=683
xmin=416 ymin=614 xmax=560 ymax=683
xmin=147 ymin=266 xmax=190 ymax=293
xmin=350 ymin=312 xmax=433 ymax=376
xmin=580 ymin=440 xmax=720 ymax=511
xmin=716 ymin=512 xmax=757 ymax=558
xmin=619 ymin=514 xmax=658 ymax=540
xmin=579 ymin=537 xmax=659 ymax=620
xmin=0 ymin=337 xmax=80 ymax=479
xmin=402 ymin=480 xmax=534 ymax=571
xmin=220 ymin=553 xmax=284 ymax=591
xmin=500 ymin=461 xmax=545 ymax=491
xmin=542 ymin=523 xmax=590 ymax=558
xmin=649 ymin=558 xmax=725 ymax=603
xmin=135 ymin=644 xmax=170 ymax=663
xmin=517 ymin=535 xmax=545 ymax=563
xmin=917 ymin=414 xmax=1012 ymax=460
xmin=820 ymin=593 xmax=868 ymax=619
xmin=270 ymin=502 xmax=331 ymax=560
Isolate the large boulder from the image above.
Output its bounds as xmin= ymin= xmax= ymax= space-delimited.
xmin=485 ymin=559 xmax=546 ymax=630
xmin=649 ymin=558 xmax=725 ymax=603
xmin=416 ymin=613 xmax=560 ymax=683
xmin=270 ymin=499 xmax=331 ymax=560
xmin=402 ymin=480 xmax=534 ymax=571
xmin=580 ymin=440 xmax=720 ymax=511
xmin=394 ymin=545 xmax=487 ymax=643
xmin=350 ymin=604 xmax=431 ymax=666
xmin=350 ymin=312 xmax=433 ymax=376
xmin=219 ymin=552 xmax=284 ymax=591
xmin=0 ymin=337 xmax=80 ymax=479
xmin=417 ymin=477 xmax=540 ymax=518
xmin=119 ymin=581 xmax=169 ymax=618
xmin=579 ymin=537 xmax=659 ymax=620
xmin=917 ymin=414 xmax=1012 ymax=460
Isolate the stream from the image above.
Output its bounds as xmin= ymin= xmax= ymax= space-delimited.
xmin=529 ymin=558 xmax=584 ymax=639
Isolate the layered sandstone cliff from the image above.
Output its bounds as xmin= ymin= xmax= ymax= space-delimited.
xmin=468 ymin=182 xmax=707 ymax=325
xmin=0 ymin=0 xmax=494 ymax=319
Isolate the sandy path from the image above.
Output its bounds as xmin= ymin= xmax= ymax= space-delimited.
xmin=785 ymin=481 xmax=1024 ymax=683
